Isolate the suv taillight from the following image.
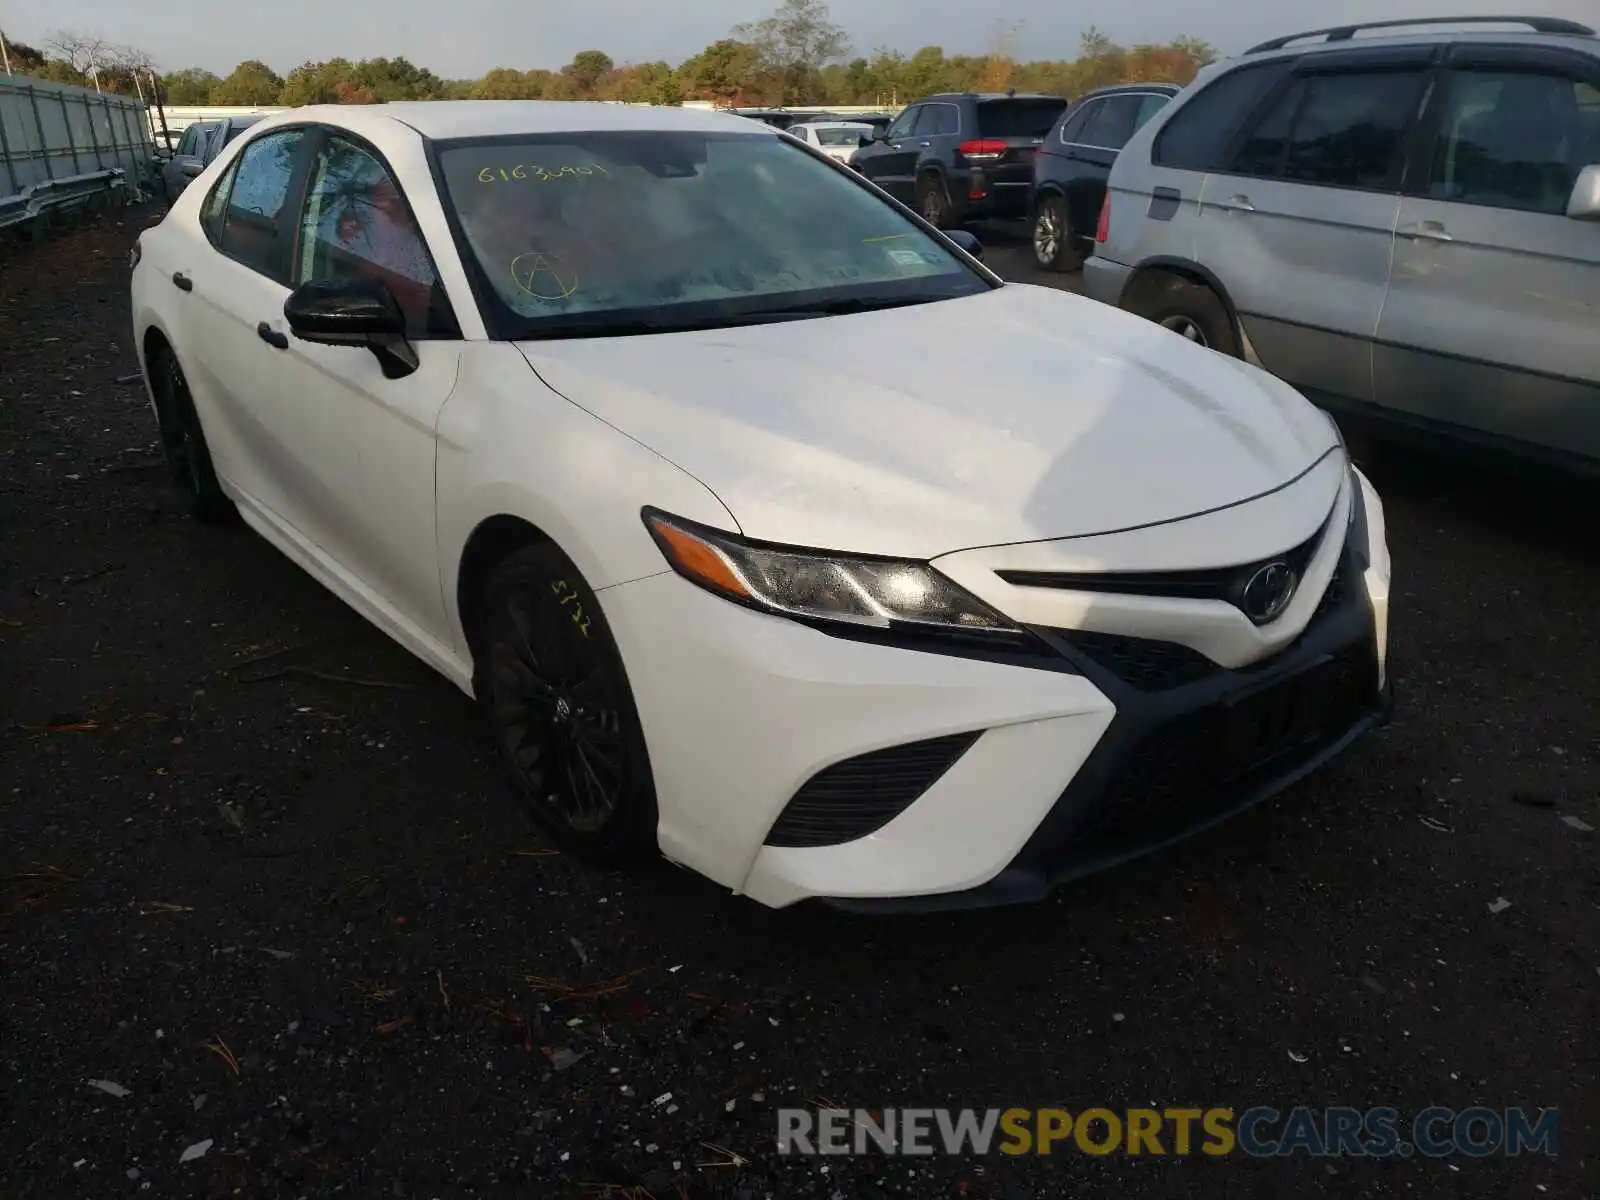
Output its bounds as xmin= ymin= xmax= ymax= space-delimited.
xmin=958 ymin=139 xmax=1007 ymax=160
xmin=1095 ymin=193 xmax=1111 ymax=243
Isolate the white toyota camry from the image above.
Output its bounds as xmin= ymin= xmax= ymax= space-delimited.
xmin=130 ymin=102 xmax=1393 ymax=910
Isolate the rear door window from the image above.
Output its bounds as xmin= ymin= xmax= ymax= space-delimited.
xmin=216 ymin=129 xmax=306 ymax=281
xmin=1080 ymin=95 xmax=1144 ymax=150
xmin=1153 ymin=62 xmax=1290 ymax=171
xmin=977 ymin=98 xmax=1068 ymax=138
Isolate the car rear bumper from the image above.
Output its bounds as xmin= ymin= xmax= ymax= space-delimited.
xmin=955 ymin=176 xmax=1032 ymax=220
xmin=1082 ymin=254 xmax=1133 ymax=306
xmin=601 ymin=471 xmax=1391 ymax=911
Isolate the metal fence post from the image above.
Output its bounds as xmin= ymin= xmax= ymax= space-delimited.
xmin=26 ymin=85 xmax=52 ymax=181
xmin=83 ymin=93 xmax=105 ymax=172
xmin=0 ymin=91 xmax=20 ymax=195
xmin=59 ymin=91 xmax=82 ymax=175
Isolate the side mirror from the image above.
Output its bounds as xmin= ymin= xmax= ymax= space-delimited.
xmin=945 ymin=229 xmax=984 ymax=261
xmin=284 ymin=279 xmax=418 ymax=378
xmin=1568 ymin=164 xmax=1600 ymax=221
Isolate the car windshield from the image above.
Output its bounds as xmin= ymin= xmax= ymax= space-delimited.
xmin=815 ymin=127 xmax=866 ymax=146
xmin=435 ymin=130 xmax=992 ymax=339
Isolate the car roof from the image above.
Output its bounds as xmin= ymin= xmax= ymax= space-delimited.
xmin=261 ymin=101 xmax=776 ymax=143
xmin=1243 ymin=19 xmax=1596 ymax=60
xmin=1077 ymin=82 xmax=1182 ymax=100
xmin=920 ymin=92 xmax=1066 ymax=103
xmin=793 ymin=120 xmax=871 ymax=129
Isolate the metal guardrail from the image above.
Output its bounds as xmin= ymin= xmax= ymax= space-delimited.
xmin=1 ymin=75 xmax=150 ymax=238
xmin=0 ymin=168 xmax=128 ymax=230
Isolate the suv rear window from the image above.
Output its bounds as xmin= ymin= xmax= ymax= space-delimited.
xmin=977 ymin=98 xmax=1068 ymax=138
xmin=1153 ymin=63 xmax=1289 ymax=170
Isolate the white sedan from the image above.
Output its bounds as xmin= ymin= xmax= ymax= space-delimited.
xmin=129 ymin=102 xmax=1393 ymax=909
xmin=784 ymin=120 xmax=875 ymax=163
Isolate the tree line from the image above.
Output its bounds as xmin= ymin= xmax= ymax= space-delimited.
xmin=3 ymin=0 xmax=1216 ymax=110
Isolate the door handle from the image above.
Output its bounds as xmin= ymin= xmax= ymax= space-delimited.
xmin=1226 ymin=194 xmax=1255 ymax=212
xmin=1398 ymin=220 xmax=1452 ymax=242
xmin=170 ymin=271 xmax=193 ymax=292
xmin=919 ymin=140 xmax=932 ymax=147
xmin=256 ymin=322 xmax=288 ymax=350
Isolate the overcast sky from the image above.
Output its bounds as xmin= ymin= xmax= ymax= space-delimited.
xmin=4 ymin=0 xmax=1596 ymax=78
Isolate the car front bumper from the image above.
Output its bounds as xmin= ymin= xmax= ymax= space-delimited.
xmin=600 ymin=470 xmax=1392 ymax=909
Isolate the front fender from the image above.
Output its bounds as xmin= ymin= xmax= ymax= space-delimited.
xmin=434 ymin=343 xmax=738 ymax=654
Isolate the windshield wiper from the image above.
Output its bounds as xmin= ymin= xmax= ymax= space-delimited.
xmin=725 ymin=294 xmax=946 ymax=322
xmin=517 ymin=295 xmax=950 ymax=341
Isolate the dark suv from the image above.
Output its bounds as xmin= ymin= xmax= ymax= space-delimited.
xmin=851 ymin=91 xmax=1068 ymax=226
xmin=1029 ymin=83 xmax=1179 ymax=270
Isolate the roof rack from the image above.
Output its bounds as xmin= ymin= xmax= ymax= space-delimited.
xmin=1246 ymin=15 xmax=1595 ymax=54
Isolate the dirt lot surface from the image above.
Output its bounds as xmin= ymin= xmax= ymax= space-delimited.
xmin=1 ymin=210 xmax=1596 ymax=1198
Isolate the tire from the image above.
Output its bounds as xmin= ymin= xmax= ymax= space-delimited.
xmin=477 ymin=543 xmax=657 ymax=864
xmin=916 ymin=173 xmax=952 ymax=229
xmin=149 ymin=344 xmax=233 ymax=522
xmin=1131 ymin=276 xmax=1240 ymax=357
xmin=1031 ymin=194 xmax=1082 ymax=272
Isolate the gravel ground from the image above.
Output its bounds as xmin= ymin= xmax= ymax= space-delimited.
xmin=1 ymin=209 xmax=1597 ymax=1199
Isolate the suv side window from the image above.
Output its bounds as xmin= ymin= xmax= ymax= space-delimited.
xmin=1225 ymin=70 xmax=1425 ymax=189
xmin=921 ymin=104 xmax=959 ymax=136
xmin=217 ymin=129 xmax=306 ymax=281
xmin=1081 ymin=95 xmax=1144 ymax=150
xmin=1153 ymin=62 xmax=1290 ymax=170
xmin=1428 ymin=69 xmax=1596 ymax=214
xmin=1058 ymin=102 xmax=1096 ymax=144
xmin=885 ymin=107 xmax=920 ymax=140
xmin=293 ymin=135 xmax=452 ymax=338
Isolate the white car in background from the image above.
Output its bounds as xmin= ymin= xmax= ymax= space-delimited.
xmin=785 ymin=120 xmax=875 ymax=163
xmin=128 ymin=101 xmax=1392 ymax=910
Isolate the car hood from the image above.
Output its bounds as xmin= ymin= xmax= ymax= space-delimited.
xmin=517 ymin=284 xmax=1341 ymax=559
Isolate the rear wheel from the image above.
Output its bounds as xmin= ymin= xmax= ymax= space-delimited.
xmin=478 ymin=543 xmax=657 ymax=863
xmin=1129 ymin=276 xmax=1240 ymax=357
xmin=916 ymin=173 xmax=951 ymax=228
xmin=1031 ymin=195 xmax=1082 ymax=272
xmin=149 ymin=344 xmax=232 ymax=522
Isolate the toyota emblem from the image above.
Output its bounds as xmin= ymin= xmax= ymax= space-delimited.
xmin=1241 ymin=562 xmax=1297 ymax=624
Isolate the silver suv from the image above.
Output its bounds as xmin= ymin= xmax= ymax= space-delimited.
xmin=1083 ymin=16 xmax=1600 ymax=470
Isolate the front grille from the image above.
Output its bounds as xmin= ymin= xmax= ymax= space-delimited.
xmin=764 ymin=732 xmax=982 ymax=848
xmin=1085 ymin=645 xmax=1375 ymax=848
xmin=1059 ymin=629 xmax=1219 ymax=692
xmin=997 ymin=509 xmax=1336 ymax=625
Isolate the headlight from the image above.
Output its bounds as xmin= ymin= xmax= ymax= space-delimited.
xmin=642 ymin=509 xmax=1024 ymax=641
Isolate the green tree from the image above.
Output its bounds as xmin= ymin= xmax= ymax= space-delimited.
xmin=348 ymin=56 xmax=445 ymax=101
xmin=734 ymin=0 xmax=849 ymax=83
xmin=683 ymin=38 xmax=760 ymax=106
xmin=161 ymin=67 xmax=221 ymax=104
xmin=212 ymin=58 xmax=283 ymax=105
xmin=279 ymin=59 xmax=349 ymax=105
xmin=564 ymin=49 xmax=614 ymax=97
xmin=471 ymin=67 xmax=544 ymax=100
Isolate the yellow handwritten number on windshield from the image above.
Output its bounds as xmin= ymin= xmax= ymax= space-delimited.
xmin=477 ymin=164 xmax=609 ymax=183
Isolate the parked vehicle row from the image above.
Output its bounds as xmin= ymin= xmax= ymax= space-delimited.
xmin=849 ymin=91 xmax=1069 ymax=226
xmin=1084 ymin=14 xmax=1600 ymax=471
xmin=131 ymin=98 xmax=1392 ymax=910
xmin=160 ymin=114 xmax=267 ymax=203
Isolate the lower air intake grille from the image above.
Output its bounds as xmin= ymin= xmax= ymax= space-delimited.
xmin=1061 ymin=629 xmax=1219 ymax=692
xmin=763 ymin=732 xmax=983 ymax=848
